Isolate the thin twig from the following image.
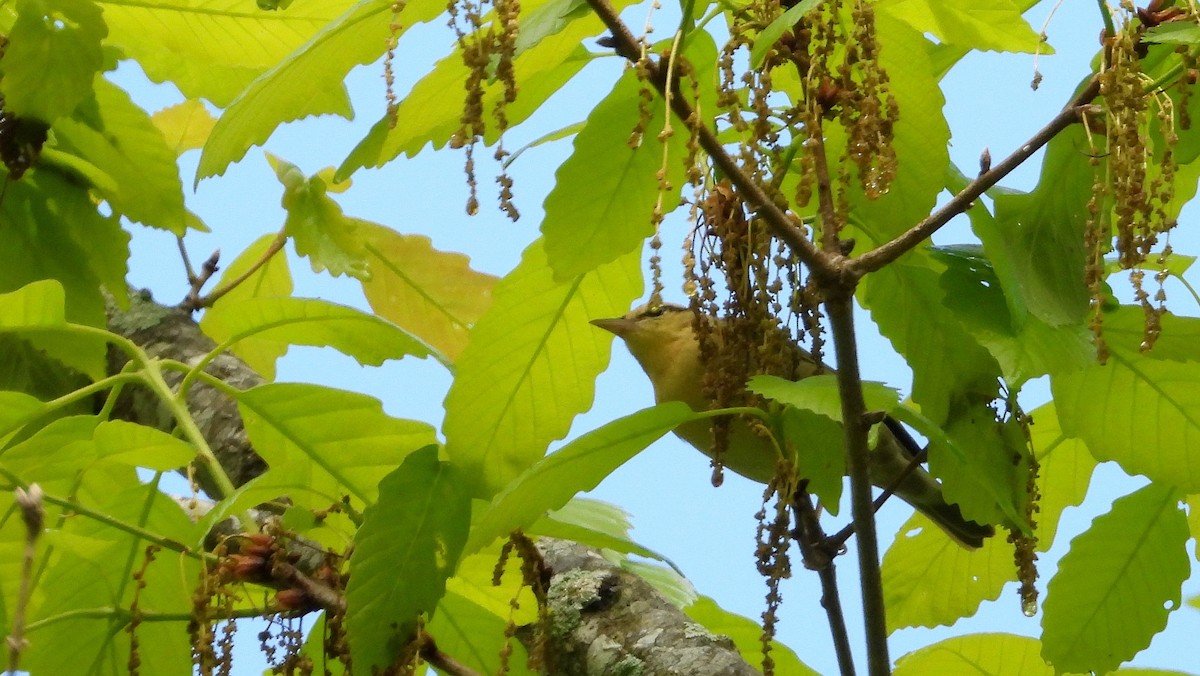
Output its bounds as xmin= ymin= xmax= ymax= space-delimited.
xmin=850 ymin=77 xmax=1102 ymax=276
xmin=824 ymin=293 xmax=889 ymax=675
xmin=827 ymin=441 xmax=929 ymax=550
xmin=420 ymin=635 xmax=482 ymax=676
xmin=185 ymin=229 xmax=287 ymax=311
xmin=807 ymin=115 xmax=843 ymax=254
xmin=5 ymin=484 xmax=42 ymax=675
xmin=791 ymin=487 xmax=855 ymax=676
xmin=181 ymin=249 xmax=222 ymax=311
xmin=585 ymin=0 xmax=838 ymax=282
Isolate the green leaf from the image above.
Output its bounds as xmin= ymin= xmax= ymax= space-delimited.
xmin=778 ymin=406 xmax=846 ymax=513
xmin=198 ymin=233 xmax=294 ymax=379
xmin=267 ymin=154 xmax=370 ymax=279
xmin=0 ymin=279 xmax=67 ymax=329
xmin=428 ymin=590 xmax=535 ymax=676
xmin=0 ymin=391 xmax=47 ymax=443
xmin=895 ymin=633 xmax=1054 ymax=676
xmin=992 ymin=126 xmax=1093 ymax=327
xmin=2 ymin=0 xmax=107 ymax=123
xmin=859 ymin=251 xmax=1000 ymax=425
xmin=749 ymin=373 xmax=901 ymax=422
xmin=876 ymin=0 xmax=1046 ymax=53
xmin=541 ymin=32 xmax=715 ymax=281
xmin=882 ymin=513 xmax=1015 ymax=632
xmin=101 ymin=0 xmax=351 ymax=107
xmin=196 ymin=0 xmax=445 ymax=180
xmin=0 ymin=415 xmax=98 ymax=488
xmin=529 ymin=497 xmax=679 ymax=569
xmin=448 ymin=543 xmax=539 ymax=626
xmin=1143 ymin=21 xmax=1200 ymax=45
xmin=359 ymin=222 xmax=497 ymax=363
xmin=1041 ymin=483 xmax=1189 ymax=674
xmin=200 ymin=296 xmax=436 ymax=380
xmin=151 ymin=99 xmax=217 ymax=156
xmin=442 ymin=238 xmax=642 ymax=498
xmin=1027 ymin=402 xmax=1096 ymax=549
xmin=465 ymin=402 xmax=696 ymax=554
xmin=235 ymin=383 xmax=438 ymax=509
xmin=93 ymin=420 xmax=194 ymax=470
xmin=748 ymin=0 xmax=820 ymax=69
xmin=1053 ymin=307 xmax=1200 ymax=492
xmin=53 ymin=77 xmax=189 ymax=234
xmin=346 ymin=446 xmax=470 ymax=672
xmin=932 ymin=408 xmax=1028 ymax=528
xmin=336 ymin=0 xmax=618 ymax=174
xmin=683 ymin=596 xmax=817 ymax=676
xmin=622 ymin=559 xmax=697 ymax=608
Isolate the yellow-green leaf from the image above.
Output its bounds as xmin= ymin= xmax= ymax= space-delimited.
xmin=0 ymin=280 xmax=67 ymax=329
xmin=268 ymin=154 xmax=369 ymax=279
xmin=882 ymin=513 xmax=1015 ymax=631
xmin=152 ymin=99 xmax=218 ymax=156
xmin=1041 ymin=483 xmax=1189 ymax=675
xmin=93 ymin=420 xmax=194 ymax=470
xmin=442 ymin=238 xmax=642 ymax=498
xmin=877 ymin=0 xmax=1046 ymax=53
xmin=360 ymin=223 xmax=496 ymax=363
xmin=683 ymin=597 xmax=817 ymax=675
xmin=1027 ymin=402 xmax=1096 ymax=549
xmin=895 ymin=633 xmax=1055 ymax=676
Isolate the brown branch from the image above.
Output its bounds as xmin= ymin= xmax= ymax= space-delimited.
xmin=792 ymin=487 xmax=855 ymax=676
xmin=184 ymin=229 xmax=287 ymax=311
xmin=824 ymin=292 xmax=890 ymax=675
xmin=419 ymin=636 xmax=482 ymax=676
xmin=585 ymin=0 xmax=840 ymax=283
xmin=850 ymin=76 xmax=1102 ymax=276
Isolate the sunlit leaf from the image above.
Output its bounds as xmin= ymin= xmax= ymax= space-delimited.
xmin=529 ymin=497 xmax=678 ymax=568
xmin=235 ymin=383 xmax=438 ymax=509
xmin=360 ymin=223 xmax=496 ymax=363
xmin=93 ymin=420 xmax=194 ymax=469
xmin=428 ymin=590 xmax=535 ymax=676
xmin=3 ymin=0 xmax=107 ymax=123
xmin=151 ymin=99 xmax=218 ymax=156
xmin=346 ymin=446 xmax=470 ymax=673
xmin=199 ymin=233 xmax=294 ymax=379
xmin=895 ymin=633 xmax=1054 ymax=676
xmin=466 ymin=402 xmax=695 ymax=554
xmin=749 ymin=373 xmax=901 ymax=422
xmin=447 ymin=542 xmax=538 ymax=626
xmin=0 ymin=279 xmax=67 ymax=329
xmin=442 ymin=238 xmax=642 ymax=498
xmin=541 ymin=32 xmax=715 ymax=281
xmin=1041 ymin=483 xmax=1189 ymax=675
xmin=197 ymin=0 xmax=445 ymax=180
xmin=1027 ymin=402 xmax=1096 ymax=549
xmin=267 ymin=154 xmax=369 ymax=279
xmin=200 ymin=296 xmax=436 ymax=380
xmin=876 ymin=0 xmax=1046 ymax=53
xmin=883 ymin=513 xmax=1015 ymax=631
xmin=1054 ymin=307 xmax=1200 ymax=492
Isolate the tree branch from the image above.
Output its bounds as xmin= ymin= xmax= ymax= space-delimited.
xmin=849 ymin=77 xmax=1102 ymax=275
xmin=792 ymin=488 xmax=855 ymax=676
xmin=586 ymin=0 xmax=840 ymax=283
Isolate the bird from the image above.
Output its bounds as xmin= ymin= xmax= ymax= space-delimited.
xmin=591 ymin=302 xmax=995 ymax=549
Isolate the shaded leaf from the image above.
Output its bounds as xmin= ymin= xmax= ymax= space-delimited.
xmin=1041 ymin=483 xmax=1189 ymax=674
xmin=54 ymin=77 xmax=189 ymax=234
xmin=442 ymin=238 xmax=642 ymax=498
xmin=465 ymin=402 xmax=696 ymax=554
xmin=3 ymin=0 xmax=107 ymax=123
xmin=346 ymin=446 xmax=470 ymax=672
xmin=360 ymin=223 xmax=496 ymax=363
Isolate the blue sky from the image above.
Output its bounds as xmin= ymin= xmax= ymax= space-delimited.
xmin=115 ymin=1 xmax=1199 ymax=673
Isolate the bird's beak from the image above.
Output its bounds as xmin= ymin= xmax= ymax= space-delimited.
xmin=590 ymin=317 xmax=633 ymax=337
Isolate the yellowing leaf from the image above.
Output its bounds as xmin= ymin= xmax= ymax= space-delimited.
xmin=3 ymin=0 xmax=107 ymax=123
xmin=360 ymin=223 xmax=496 ymax=363
xmin=882 ymin=513 xmax=1015 ymax=632
xmin=442 ymin=238 xmax=642 ymax=498
xmin=895 ymin=633 xmax=1055 ymax=676
xmin=1041 ymin=483 xmax=1189 ymax=675
xmin=201 ymin=296 xmax=437 ymax=380
xmin=152 ymin=100 xmax=218 ymax=156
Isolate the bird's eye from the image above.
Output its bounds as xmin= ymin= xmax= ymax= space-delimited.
xmin=643 ymin=304 xmax=665 ymax=318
